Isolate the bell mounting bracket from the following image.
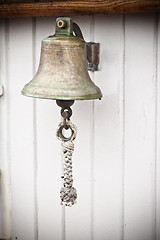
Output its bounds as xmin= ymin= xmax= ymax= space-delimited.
xmin=56 ymin=17 xmax=100 ymax=72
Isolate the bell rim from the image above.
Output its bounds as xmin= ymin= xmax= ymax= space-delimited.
xmin=21 ymin=90 xmax=102 ymax=101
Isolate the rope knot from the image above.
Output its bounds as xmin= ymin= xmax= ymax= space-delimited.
xmin=57 ymin=121 xmax=77 ymax=207
xmin=60 ymin=187 xmax=77 ymax=207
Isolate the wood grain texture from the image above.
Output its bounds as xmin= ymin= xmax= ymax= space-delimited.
xmin=0 ymin=0 xmax=160 ymax=18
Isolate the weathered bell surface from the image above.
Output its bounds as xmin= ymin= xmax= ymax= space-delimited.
xmin=22 ymin=17 xmax=102 ymax=100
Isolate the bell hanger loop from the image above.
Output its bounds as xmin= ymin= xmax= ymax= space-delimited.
xmin=56 ymin=18 xmax=84 ymax=40
xmin=73 ymin=22 xmax=84 ymax=40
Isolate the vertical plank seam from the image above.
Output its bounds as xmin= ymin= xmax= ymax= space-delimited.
xmin=90 ymin=14 xmax=95 ymax=240
xmin=61 ymin=116 xmax=65 ymax=239
xmin=61 ymin=164 xmax=66 ymax=240
xmin=32 ymin=17 xmax=39 ymax=240
xmin=120 ymin=14 xmax=125 ymax=240
xmin=61 ymin=205 xmax=65 ymax=240
xmin=61 ymin=114 xmax=65 ymax=239
xmin=5 ymin=18 xmax=12 ymax=240
xmin=154 ymin=12 xmax=158 ymax=240
xmin=156 ymin=12 xmax=159 ymax=240
xmin=61 ymin=206 xmax=65 ymax=240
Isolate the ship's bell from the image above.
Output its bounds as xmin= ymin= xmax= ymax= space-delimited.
xmin=22 ymin=17 xmax=102 ymax=101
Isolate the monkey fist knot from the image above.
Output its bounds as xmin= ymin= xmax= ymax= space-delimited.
xmin=60 ymin=187 xmax=77 ymax=207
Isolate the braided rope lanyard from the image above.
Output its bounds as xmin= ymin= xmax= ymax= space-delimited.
xmin=56 ymin=120 xmax=77 ymax=207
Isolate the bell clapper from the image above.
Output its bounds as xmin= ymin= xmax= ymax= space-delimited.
xmin=56 ymin=100 xmax=77 ymax=206
xmin=56 ymin=99 xmax=74 ymax=129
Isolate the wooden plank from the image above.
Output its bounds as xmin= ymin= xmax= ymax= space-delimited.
xmin=0 ymin=19 xmax=11 ymax=240
xmin=124 ymin=14 xmax=156 ymax=240
xmin=9 ymin=18 xmax=35 ymax=240
xmin=0 ymin=13 xmax=159 ymax=240
xmin=0 ymin=0 xmax=160 ymax=18
xmin=35 ymin=17 xmax=63 ymax=240
xmin=94 ymin=15 xmax=124 ymax=240
xmin=156 ymin=13 xmax=160 ymax=240
xmin=65 ymin=16 xmax=92 ymax=240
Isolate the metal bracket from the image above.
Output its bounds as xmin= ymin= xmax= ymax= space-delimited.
xmin=87 ymin=42 xmax=100 ymax=72
xmin=73 ymin=22 xmax=100 ymax=72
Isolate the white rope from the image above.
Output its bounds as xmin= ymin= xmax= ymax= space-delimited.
xmin=57 ymin=121 xmax=77 ymax=207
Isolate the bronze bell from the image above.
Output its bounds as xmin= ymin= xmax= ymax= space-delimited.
xmin=22 ymin=17 xmax=102 ymax=101
xmin=22 ymin=17 xmax=103 ymax=206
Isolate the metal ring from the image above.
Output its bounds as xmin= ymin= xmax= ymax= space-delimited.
xmin=57 ymin=20 xmax=66 ymax=28
xmin=56 ymin=121 xmax=77 ymax=142
xmin=61 ymin=107 xmax=72 ymax=120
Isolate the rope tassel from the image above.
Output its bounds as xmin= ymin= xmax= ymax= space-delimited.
xmin=56 ymin=121 xmax=77 ymax=207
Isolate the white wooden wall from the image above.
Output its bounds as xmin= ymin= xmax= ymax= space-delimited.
xmin=0 ymin=13 xmax=160 ymax=240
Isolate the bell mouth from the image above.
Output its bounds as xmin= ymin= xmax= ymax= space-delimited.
xmin=21 ymin=87 xmax=102 ymax=101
